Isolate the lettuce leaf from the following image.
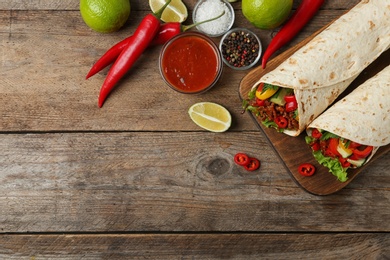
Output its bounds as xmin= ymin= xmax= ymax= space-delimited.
xmin=262 ymin=119 xmax=284 ymax=132
xmin=312 ymin=150 xmax=348 ymax=182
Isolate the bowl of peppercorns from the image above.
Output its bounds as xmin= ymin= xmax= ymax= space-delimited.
xmin=219 ymin=28 xmax=262 ymax=70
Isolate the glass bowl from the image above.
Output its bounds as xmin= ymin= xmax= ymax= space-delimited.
xmin=219 ymin=28 xmax=262 ymax=70
xmin=159 ymin=32 xmax=223 ymax=94
xmin=192 ymin=0 xmax=235 ymax=38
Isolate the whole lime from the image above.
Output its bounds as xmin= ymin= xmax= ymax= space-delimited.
xmin=80 ymin=0 xmax=131 ymax=33
xmin=242 ymin=0 xmax=292 ymax=30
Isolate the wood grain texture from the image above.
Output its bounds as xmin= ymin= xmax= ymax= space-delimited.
xmin=1 ymin=9 xmax=350 ymax=132
xmin=1 ymin=132 xmax=389 ymax=233
xmin=1 ymin=0 xmax=389 ymax=258
xmin=0 ymin=233 xmax=389 ymax=259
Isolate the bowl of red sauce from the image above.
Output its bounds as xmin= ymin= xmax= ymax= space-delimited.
xmin=159 ymin=32 xmax=223 ymax=94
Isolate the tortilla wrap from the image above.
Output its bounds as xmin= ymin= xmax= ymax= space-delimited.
xmin=252 ymin=0 xmax=390 ymax=136
xmin=307 ymin=64 xmax=390 ymax=160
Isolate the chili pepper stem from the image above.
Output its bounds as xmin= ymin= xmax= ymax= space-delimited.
xmin=181 ymin=11 xmax=225 ymax=32
xmin=153 ymin=0 xmax=172 ymax=19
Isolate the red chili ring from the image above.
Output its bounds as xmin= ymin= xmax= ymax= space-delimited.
xmin=234 ymin=153 xmax=250 ymax=166
xmin=298 ymin=163 xmax=316 ymax=176
xmin=244 ymin=157 xmax=260 ymax=171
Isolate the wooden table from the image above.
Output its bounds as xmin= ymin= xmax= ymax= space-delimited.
xmin=1 ymin=0 xmax=389 ymax=258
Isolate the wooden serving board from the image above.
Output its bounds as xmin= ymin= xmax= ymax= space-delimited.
xmin=239 ymin=24 xmax=390 ymax=196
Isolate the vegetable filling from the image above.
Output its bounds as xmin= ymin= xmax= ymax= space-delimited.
xmin=243 ymin=82 xmax=299 ymax=132
xmin=305 ymin=129 xmax=374 ymax=182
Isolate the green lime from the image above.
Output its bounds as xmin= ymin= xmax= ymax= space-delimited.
xmin=80 ymin=0 xmax=131 ymax=33
xmin=242 ymin=0 xmax=292 ymax=30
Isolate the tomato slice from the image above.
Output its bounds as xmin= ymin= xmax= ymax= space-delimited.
xmin=244 ymin=157 xmax=260 ymax=171
xmin=311 ymin=128 xmax=322 ymax=139
xmin=234 ymin=153 xmax=250 ymax=166
xmin=352 ymin=145 xmax=373 ymax=159
xmin=285 ymin=101 xmax=297 ymax=112
xmin=275 ymin=116 xmax=288 ymax=129
xmin=310 ymin=142 xmax=320 ymax=151
xmin=284 ymin=95 xmax=297 ymax=103
xmin=298 ymin=163 xmax=316 ymax=176
xmin=255 ymin=98 xmax=266 ymax=107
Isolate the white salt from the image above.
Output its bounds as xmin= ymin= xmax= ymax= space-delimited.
xmin=195 ymin=0 xmax=233 ymax=36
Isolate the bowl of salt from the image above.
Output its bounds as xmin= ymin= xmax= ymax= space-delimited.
xmin=193 ymin=0 xmax=235 ymax=38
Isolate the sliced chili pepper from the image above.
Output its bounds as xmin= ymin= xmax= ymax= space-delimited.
xmin=275 ymin=116 xmax=288 ymax=129
xmin=311 ymin=128 xmax=322 ymax=139
xmin=285 ymin=101 xmax=297 ymax=112
xmin=352 ymin=145 xmax=373 ymax=159
xmin=86 ymin=12 xmax=225 ymax=79
xmin=244 ymin=157 xmax=260 ymax=171
xmin=97 ymin=0 xmax=172 ymax=108
xmin=261 ymin=0 xmax=325 ymax=69
xmin=338 ymin=157 xmax=351 ymax=168
xmin=234 ymin=153 xmax=250 ymax=166
xmin=298 ymin=163 xmax=316 ymax=176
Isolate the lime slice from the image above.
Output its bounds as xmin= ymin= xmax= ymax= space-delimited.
xmin=188 ymin=102 xmax=232 ymax=132
xmin=149 ymin=0 xmax=188 ymax=23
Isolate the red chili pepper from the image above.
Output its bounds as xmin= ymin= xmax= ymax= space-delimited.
xmin=86 ymin=37 xmax=130 ymax=80
xmin=298 ymin=163 xmax=316 ymax=176
xmin=86 ymin=12 xmax=225 ymax=80
xmin=311 ymin=128 xmax=322 ymax=139
xmin=275 ymin=116 xmax=288 ymax=129
xmin=352 ymin=145 xmax=373 ymax=159
xmin=244 ymin=157 xmax=260 ymax=171
xmin=348 ymin=141 xmax=362 ymax=149
xmin=234 ymin=153 xmax=250 ymax=166
xmin=97 ymin=1 xmax=172 ymax=108
xmin=261 ymin=0 xmax=325 ymax=69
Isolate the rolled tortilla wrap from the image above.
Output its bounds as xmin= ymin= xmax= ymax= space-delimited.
xmin=249 ymin=0 xmax=390 ymax=136
xmin=308 ymin=64 xmax=390 ymax=151
xmin=306 ymin=64 xmax=390 ymax=182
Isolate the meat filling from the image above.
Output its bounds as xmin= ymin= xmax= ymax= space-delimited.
xmin=252 ymin=100 xmax=299 ymax=130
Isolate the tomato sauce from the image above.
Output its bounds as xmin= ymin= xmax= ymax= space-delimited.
xmin=160 ymin=33 xmax=221 ymax=93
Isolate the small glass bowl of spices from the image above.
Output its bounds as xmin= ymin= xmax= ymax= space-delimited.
xmin=219 ymin=28 xmax=262 ymax=70
xmin=193 ymin=0 xmax=235 ymax=38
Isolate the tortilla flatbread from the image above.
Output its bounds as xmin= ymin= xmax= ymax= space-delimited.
xmin=308 ymin=64 xmax=390 ymax=148
xmin=251 ymin=0 xmax=390 ymax=136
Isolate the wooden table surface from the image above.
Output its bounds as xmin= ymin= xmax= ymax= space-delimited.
xmin=1 ymin=0 xmax=389 ymax=258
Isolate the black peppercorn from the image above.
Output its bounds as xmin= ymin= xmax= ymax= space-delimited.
xmin=221 ymin=30 xmax=260 ymax=68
